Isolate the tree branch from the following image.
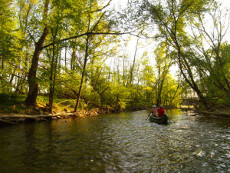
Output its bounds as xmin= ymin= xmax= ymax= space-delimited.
xmin=91 ymin=0 xmax=112 ymax=13
xmin=42 ymin=31 xmax=130 ymax=49
xmin=90 ymin=11 xmax=106 ymax=32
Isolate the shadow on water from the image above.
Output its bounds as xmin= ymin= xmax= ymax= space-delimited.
xmin=0 ymin=109 xmax=230 ymax=172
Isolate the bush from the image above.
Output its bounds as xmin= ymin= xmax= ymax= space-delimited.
xmin=0 ymin=93 xmax=25 ymax=106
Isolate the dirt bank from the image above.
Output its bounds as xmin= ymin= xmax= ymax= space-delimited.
xmin=0 ymin=109 xmax=99 ymax=126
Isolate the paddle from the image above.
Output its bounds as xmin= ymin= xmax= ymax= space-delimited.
xmin=146 ymin=113 xmax=152 ymax=120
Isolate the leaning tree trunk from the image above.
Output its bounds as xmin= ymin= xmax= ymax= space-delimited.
xmin=74 ymin=36 xmax=89 ymax=112
xmin=25 ymin=27 xmax=49 ymax=105
xmin=178 ymin=55 xmax=208 ymax=107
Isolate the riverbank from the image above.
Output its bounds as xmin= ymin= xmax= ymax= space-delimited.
xmin=0 ymin=108 xmax=100 ymax=126
xmin=2 ymin=107 xmax=230 ymax=127
xmin=200 ymin=108 xmax=230 ymax=117
xmin=179 ymin=105 xmax=230 ymax=117
xmin=0 ymin=93 xmax=103 ymax=126
xmin=1 ymin=98 xmax=230 ymax=127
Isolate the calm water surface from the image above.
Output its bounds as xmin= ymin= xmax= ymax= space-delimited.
xmin=0 ymin=109 xmax=230 ymax=172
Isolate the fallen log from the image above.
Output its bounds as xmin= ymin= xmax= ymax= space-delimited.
xmin=0 ymin=112 xmax=79 ymax=126
xmin=201 ymin=111 xmax=230 ymax=117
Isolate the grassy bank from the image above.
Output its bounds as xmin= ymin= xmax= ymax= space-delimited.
xmin=0 ymin=93 xmax=101 ymax=126
xmin=0 ymin=93 xmax=76 ymax=115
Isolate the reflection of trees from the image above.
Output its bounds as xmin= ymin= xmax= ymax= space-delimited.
xmin=23 ymin=124 xmax=39 ymax=169
xmin=22 ymin=122 xmax=60 ymax=170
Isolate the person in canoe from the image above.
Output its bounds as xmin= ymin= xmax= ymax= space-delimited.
xmin=150 ymin=105 xmax=158 ymax=117
xmin=157 ymin=104 xmax=166 ymax=117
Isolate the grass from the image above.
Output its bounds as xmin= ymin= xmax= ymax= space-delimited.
xmin=0 ymin=93 xmax=26 ymax=113
xmin=0 ymin=93 xmax=25 ymax=106
xmin=0 ymin=93 xmax=77 ymax=114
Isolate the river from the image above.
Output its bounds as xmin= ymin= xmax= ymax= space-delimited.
xmin=0 ymin=109 xmax=230 ymax=172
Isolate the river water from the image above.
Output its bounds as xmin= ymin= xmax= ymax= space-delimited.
xmin=0 ymin=109 xmax=230 ymax=172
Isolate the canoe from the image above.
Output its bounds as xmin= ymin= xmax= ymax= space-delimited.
xmin=149 ymin=113 xmax=168 ymax=124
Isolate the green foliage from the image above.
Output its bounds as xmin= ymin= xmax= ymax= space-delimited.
xmin=1 ymin=0 xmax=229 ymax=114
xmin=0 ymin=93 xmax=26 ymax=113
xmin=0 ymin=93 xmax=25 ymax=106
xmin=134 ymin=0 xmax=229 ymax=108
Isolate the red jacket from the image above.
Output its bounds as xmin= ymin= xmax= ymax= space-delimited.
xmin=158 ymin=108 xmax=165 ymax=117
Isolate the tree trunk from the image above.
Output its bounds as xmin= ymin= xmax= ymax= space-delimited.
xmin=65 ymin=40 xmax=67 ymax=69
xmin=74 ymin=36 xmax=89 ymax=112
xmin=49 ymin=52 xmax=58 ymax=113
xmin=25 ymin=27 xmax=48 ymax=105
xmin=130 ymin=38 xmax=139 ymax=85
xmin=100 ymin=96 xmax=104 ymax=110
xmin=1 ymin=59 xmax=3 ymax=71
xmin=178 ymin=55 xmax=208 ymax=107
xmin=71 ymin=49 xmax=76 ymax=70
xmin=48 ymin=34 xmax=56 ymax=112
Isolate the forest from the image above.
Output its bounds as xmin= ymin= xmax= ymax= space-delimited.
xmin=0 ymin=0 xmax=229 ymax=115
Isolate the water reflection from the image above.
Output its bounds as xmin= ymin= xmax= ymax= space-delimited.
xmin=0 ymin=110 xmax=230 ymax=172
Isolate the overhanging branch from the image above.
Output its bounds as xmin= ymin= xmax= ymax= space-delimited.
xmin=42 ymin=31 xmax=131 ymax=49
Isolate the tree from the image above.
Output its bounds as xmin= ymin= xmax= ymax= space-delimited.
xmin=154 ymin=41 xmax=172 ymax=106
xmin=0 ymin=0 xmax=21 ymax=93
xmin=25 ymin=0 xmax=50 ymax=105
xmin=140 ymin=55 xmax=156 ymax=105
xmin=22 ymin=0 xmax=127 ymax=107
xmin=137 ymin=0 xmax=214 ymax=108
xmin=190 ymin=7 xmax=230 ymax=99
